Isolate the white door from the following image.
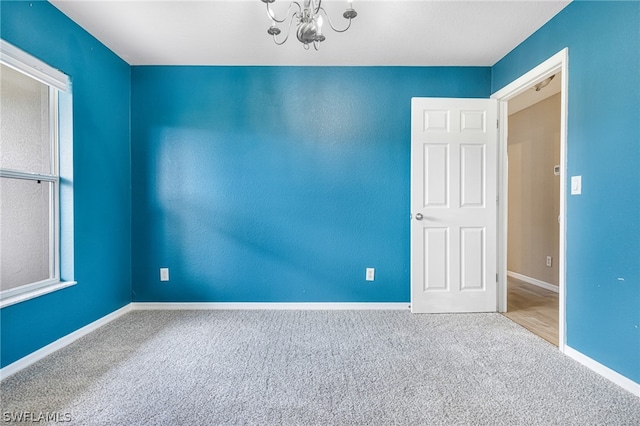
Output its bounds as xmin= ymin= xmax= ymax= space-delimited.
xmin=411 ymin=98 xmax=498 ymax=313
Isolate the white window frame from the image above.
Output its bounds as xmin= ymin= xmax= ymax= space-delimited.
xmin=0 ymin=40 xmax=75 ymax=308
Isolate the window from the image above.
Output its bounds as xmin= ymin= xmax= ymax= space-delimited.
xmin=0 ymin=40 xmax=74 ymax=308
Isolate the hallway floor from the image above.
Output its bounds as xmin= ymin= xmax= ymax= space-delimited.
xmin=503 ymin=277 xmax=559 ymax=346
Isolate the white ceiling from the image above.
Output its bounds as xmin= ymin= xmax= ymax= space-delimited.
xmin=49 ymin=0 xmax=571 ymax=66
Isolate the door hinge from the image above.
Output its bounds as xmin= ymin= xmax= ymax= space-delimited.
xmin=496 ymin=119 xmax=499 ymax=129
xmin=496 ymin=273 xmax=499 ymax=282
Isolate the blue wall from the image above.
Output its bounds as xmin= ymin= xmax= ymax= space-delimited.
xmin=493 ymin=1 xmax=640 ymax=383
xmin=0 ymin=1 xmax=131 ymax=368
xmin=131 ymin=67 xmax=490 ymax=303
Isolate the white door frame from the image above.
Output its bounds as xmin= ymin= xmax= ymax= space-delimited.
xmin=491 ymin=48 xmax=569 ymax=352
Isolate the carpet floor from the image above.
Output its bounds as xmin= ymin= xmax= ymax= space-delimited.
xmin=1 ymin=310 xmax=639 ymax=425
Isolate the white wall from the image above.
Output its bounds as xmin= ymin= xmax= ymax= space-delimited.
xmin=507 ymin=92 xmax=560 ymax=286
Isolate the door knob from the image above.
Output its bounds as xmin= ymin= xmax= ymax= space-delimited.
xmin=415 ymin=213 xmax=423 ymax=220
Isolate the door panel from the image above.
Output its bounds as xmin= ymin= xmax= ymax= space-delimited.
xmin=460 ymin=227 xmax=484 ymax=290
xmin=423 ymin=144 xmax=449 ymax=207
xmin=460 ymin=144 xmax=485 ymax=207
xmin=424 ymin=227 xmax=448 ymax=291
xmin=411 ymin=98 xmax=498 ymax=313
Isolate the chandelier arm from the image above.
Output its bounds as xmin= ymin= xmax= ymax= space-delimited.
xmin=273 ymin=33 xmax=289 ymax=45
xmin=318 ymin=7 xmax=353 ymax=33
xmin=271 ymin=15 xmax=298 ymax=45
xmin=266 ymin=1 xmax=302 ymax=24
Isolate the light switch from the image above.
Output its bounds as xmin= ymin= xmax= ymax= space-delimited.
xmin=571 ymin=175 xmax=582 ymax=195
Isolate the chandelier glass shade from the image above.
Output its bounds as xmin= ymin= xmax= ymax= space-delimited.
xmin=262 ymin=0 xmax=357 ymax=50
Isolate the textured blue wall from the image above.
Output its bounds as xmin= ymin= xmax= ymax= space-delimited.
xmin=493 ymin=1 xmax=640 ymax=383
xmin=0 ymin=1 xmax=131 ymax=368
xmin=131 ymin=67 xmax=490 ymax=303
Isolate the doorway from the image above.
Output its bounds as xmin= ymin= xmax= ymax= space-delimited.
xmin=503 ymin=77 xmax=561 ymax=346
xmin=492 ymin=49 xmax=568 ymax=352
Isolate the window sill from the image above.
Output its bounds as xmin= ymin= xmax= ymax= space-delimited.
xmin=0 ymin=280 xmax=77 ymax=309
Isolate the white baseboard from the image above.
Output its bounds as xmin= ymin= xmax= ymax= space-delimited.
xmin=507 ymin=271 xmax=559 ymax=293
xmin=564 ymin=345 xmax=640 ymax=397
xmin=131 ymin=302 xmax=410 ymax=311
xmin=0 ymin=304 xmax=131 ymax=381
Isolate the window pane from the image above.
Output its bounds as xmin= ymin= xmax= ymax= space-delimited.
xmin=0 ymin=63 xmax=51 ymax=175
xmin=0 ymin=177 xmax=51 ymax=291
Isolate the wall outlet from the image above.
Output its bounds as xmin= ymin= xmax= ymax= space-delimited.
xmin=546 ymin=256 xmax=552 ymax=267
xmin=366 ymin=268 xmax=375 ymax=281
xmin=160 ymin=267 xmax=170 ymax=281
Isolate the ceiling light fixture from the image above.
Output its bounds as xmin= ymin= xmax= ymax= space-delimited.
xmin=533 ymin=75 xmax=555 ymax=92
xmin=262 ymin=0 xmax=357 ymax=50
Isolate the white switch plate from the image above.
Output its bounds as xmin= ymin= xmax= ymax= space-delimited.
xmin=365 ymin=268 xmax=375 ymax=281
xmin=160 ymin=267 xmax=170 ymax=281
xmin=571 ymin=175 xmax=582 ymax=195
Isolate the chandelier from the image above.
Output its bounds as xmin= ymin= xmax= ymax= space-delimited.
xmin=262 ymin=0 xmax=358 ymax=50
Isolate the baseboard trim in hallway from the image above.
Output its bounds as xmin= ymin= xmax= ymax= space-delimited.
xmin=507 ymin=270 xmax=559 ymax=293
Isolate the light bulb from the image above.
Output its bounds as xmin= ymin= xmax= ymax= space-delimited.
xmin=316 ymin=15 xmax=323 ymax=35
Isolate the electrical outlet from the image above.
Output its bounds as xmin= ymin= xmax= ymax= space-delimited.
xmin=160 ymin=267 xmax=170 ymax=281
xmin=366 ymin=268 xmax=375 ymax=281
xmin=546 ymin=256 xmax=552 ymax=267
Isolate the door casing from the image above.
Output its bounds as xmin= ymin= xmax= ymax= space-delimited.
xmin=491 ymin=48 xmax=568 ymax=352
